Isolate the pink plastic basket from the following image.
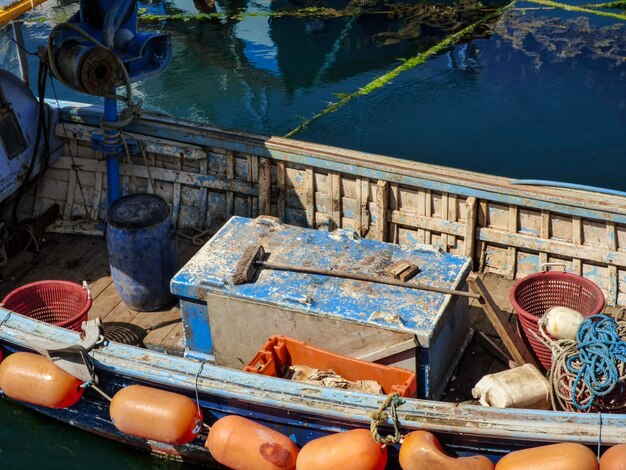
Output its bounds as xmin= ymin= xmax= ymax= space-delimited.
xmin=2 ymin=280 xmax=92 ymax=331
xmin=510 ymin=270 xmax=605 ymax=369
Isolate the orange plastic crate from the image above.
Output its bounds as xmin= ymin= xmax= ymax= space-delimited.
xmin=244 ymin=335 xmax=417 ymax=397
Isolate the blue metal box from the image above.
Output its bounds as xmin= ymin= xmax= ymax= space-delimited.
xmin=171 ymin=216 xmax=472 ymax=398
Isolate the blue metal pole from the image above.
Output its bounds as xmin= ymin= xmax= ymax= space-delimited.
xmin=104 ymin=97 xmax=121 ymax=206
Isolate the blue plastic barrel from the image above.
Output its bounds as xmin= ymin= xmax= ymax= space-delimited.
xmin=106 ymin=194 xmax=178 ymax=311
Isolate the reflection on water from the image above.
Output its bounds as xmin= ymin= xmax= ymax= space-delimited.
xmin=27 ymin=0 xmax=626 ymax=192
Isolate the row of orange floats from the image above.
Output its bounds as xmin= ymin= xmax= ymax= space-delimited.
xmin=1 ymin=350 xmax=626 ymax=469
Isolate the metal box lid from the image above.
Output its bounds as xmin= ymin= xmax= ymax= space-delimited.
xmin=171 ymin=216 xmax=471 ymax=346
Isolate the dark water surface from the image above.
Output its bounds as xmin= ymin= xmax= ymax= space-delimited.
xmin=1 ymin=0 xmax=626 ymax=467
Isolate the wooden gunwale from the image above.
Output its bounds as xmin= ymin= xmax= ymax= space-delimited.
xmin=0 ymin=307 xmax=621 ymax=447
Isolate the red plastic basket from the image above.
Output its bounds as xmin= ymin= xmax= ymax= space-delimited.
xmin=510 ymin=271 xmax=605 ymax=369
xmin=2 ymin=280 xmax=92 ymax=331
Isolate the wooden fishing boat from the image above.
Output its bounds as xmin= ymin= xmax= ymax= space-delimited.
xmin=2 ymin=1 xmax=626 ymax=468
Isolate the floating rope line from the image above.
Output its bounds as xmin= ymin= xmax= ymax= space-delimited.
xmin=524 ymin=0 xmax=626 ymax=20
xmin=284 ymin=3 xmax=512 ymax=139
xmin=369 ymin=393 xmax=405 ymax=446
xmin=583 ymin=0 xmax=626 ymax=9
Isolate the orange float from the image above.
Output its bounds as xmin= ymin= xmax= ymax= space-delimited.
xmin=0 ymin=351 xmax=83 ymax=408
xmin=399 ymin=430 xmax=494 ymax=470
xmin=296 ymin=428 xmax=387 ymax=470
xmin=205 ymin=415 xmax=299 ymax=470
xmin=495 ymin=443 xmax=598 ymax=470
xmin=110 ymin=385 xmax=202 ymax=445
xmin=600 ymin=444 xmax=626 ymax=470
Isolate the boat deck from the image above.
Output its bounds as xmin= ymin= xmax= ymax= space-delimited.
xmin=4 ymin=232 xmax=617 ymax=402
xmin=0 ymin=233 xmax=205 ymax=356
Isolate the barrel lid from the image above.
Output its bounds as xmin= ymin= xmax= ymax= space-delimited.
xmin=108 ymin=194 xmax=170 ymax=230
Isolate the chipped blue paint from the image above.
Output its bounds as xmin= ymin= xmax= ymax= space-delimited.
xmin=171 ymin=216 xmax=471 ymax=398
xmin=172 ymin=216 xmax=470 ymax=342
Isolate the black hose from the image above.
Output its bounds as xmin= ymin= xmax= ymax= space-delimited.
xmin=11 ymin=58 xmax=51 ymax=228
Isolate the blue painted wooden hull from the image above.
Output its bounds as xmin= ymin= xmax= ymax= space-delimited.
xmin=0 ymin=308 xmax=620 ymax=466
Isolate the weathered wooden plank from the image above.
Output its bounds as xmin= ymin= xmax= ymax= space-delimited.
xmin=424 ymin=189 xmax=433 ymax=245
xmin=330 ymin=172 xmax=341 ymax=230
xmin=89 ymin=275 xmax=113 ymax=300
xmin=374 ymin=180 xmax=388 ymax=242
xmin=52 ymin=156 xmax=256 ymax=196
xmin=87 ymin=281 xmax=121 ymax=321
xmin=464 ymin=197 xmax=477 ymax=265
xmin=467 ymin=273 xmax=540 ymax=368
xmin=159 ymin=322 xmax=185 ymax=354
xmin=90 ymin=171 xmax=103 ymax=221
xmin=226 ymin=151 xmax=235 ymax=218
xmin=572 ymin=216 xmax=582 ymax=275
xmin=449 ymin=194 xmax=458 ymax=249
xmin=478 ymin=227 xmax=626 ymax=267
xmin=56 ymin=123 xmax=207 ymax=161
xmin=507 ymin=206 xmax=518 ymax=280
xmin=277 ymin=161 xmax=286 ymax=221
xmin=305 ymin=168 xmax=315 ymax=228
xmin=258 ymin=158 xmax=272 ymax=216
xmin=198 ymin=159 xmax=209 ymax=226
xmin=356 ymin=176 xmax=363 ymax=236
xmin=389 ymin=210 xmax=464 ymax=237
xmin=539 ymin=210 xmax=550 ymax=266
xmin=608 ymin=221 xmax=618 ymax=305
xmin=441 ymin=193 xmax=450 ymax=249
xmin=390 ymin=183 xmax=399 ymax=244
xmin=63 ymin=169 xmax=77 ymax=220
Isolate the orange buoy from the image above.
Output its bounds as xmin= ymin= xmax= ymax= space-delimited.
xmin=600 ymin=444 xmax=626 ymax=470
xmin=399 ymin=431 xmax=494 ymax=470
xmin=0 ymin=351 xmax=83 ymax=408
xmin=205 ymin=415 xmax=299 ymax=470
xmin=110 ymin=385 xmax=202 ymax=445
xmin=495 ymin=443 xmax=598 ymax=470
xmin=296 ymin=429 xmax=387 ymax=470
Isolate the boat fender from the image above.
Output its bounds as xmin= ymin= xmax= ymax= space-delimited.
xmin=399 ymin=430 xmax=494 ymax=470
xmin=544 ymin=306 xmax=584 ymax=340
xmin=600 ymin=444 xmax=626 ymax=469
xmin=110 ymin=385 xmax=202 ymax=445
xmin=205 ymin=415 xmax=299 ymax=470
xmin=0 ymin=351 xmax=83 ymax=408
xmin=495 ymin=443 xmax=598 ymax=470
xmin=296 ymin=428 xmax=387 ymax=470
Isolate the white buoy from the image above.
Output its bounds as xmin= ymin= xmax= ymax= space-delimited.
xmin=544 ymin=306 xmax=584 ymax=340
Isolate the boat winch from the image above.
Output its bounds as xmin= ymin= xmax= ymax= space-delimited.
xmin=46 ymin=0 xmax=171 ymax=205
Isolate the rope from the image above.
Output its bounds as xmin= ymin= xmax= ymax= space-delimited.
xmin=567 ymin=315 xmax=626 ymax=411
xmin=369 ymin=393 xmax=405 ymax=446
xmin=194 ymin=361 xmax=208 ymax=419
xmin=21 ymin=224 xmax=39 ymax=252
xmin=177 ymin=227 xmax=212 ymax=246
xmin=597 ymin=412 xmax=602 ymax=460
xmin=533 ymin=315 xmax=626 ymax=412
